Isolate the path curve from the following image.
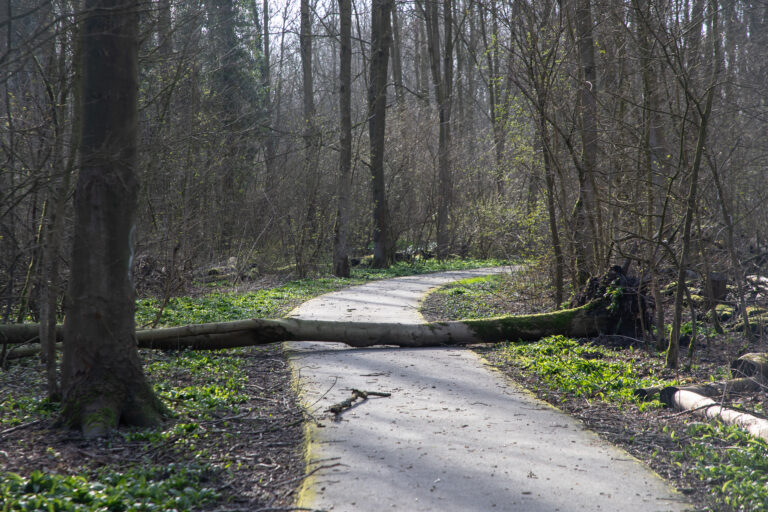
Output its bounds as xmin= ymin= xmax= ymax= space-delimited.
xmin=286 ymin=268 xmax=690 ymax=511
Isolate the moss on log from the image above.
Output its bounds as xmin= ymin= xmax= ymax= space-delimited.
xmin=0 ymin=302 xmax=610 ymax=351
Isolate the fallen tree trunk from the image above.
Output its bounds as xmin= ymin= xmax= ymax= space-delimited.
xmin=2 ymin=344 xmax=48 ymax=361
xmin=0 ymin=301 xmax=611 ymax=350
xmin=636 ymin=377 xmax=763 ymax=402
xmin=661 ymin=388 xmax=768 ymax=443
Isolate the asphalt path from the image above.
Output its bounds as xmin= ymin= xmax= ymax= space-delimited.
xmin=286 ymin=268 xmax=691 ymax=511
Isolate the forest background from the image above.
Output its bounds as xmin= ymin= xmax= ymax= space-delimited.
xmin=2 ymin=0 xmax=768 ymax=366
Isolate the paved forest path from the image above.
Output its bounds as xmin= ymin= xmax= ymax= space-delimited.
xmin=286 ymin=268 xmax=690 ymax=511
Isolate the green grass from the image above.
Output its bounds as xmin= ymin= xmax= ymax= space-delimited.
xmin=137 ymin=258 xmax=508 ymax=327
xmin=427 ymin=274 xmax=512 ymax=319
xmin=136 ymin=276 xmax=363 ymax=326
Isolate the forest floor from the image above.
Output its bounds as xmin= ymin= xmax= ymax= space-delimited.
xmin=421 ymin=268 xmax=768 ymax=511
xmin=0 ymin=344 xmax=306 ymax=511
xmin=0 ymin=259 xmax=506 ymax=511
xmin=3 ymin=261 xmax=768 ymax=510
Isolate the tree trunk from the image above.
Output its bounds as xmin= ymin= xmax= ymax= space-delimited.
xmin=333 ymin=0 xmax=352 ymax=278
xmin=667 ymin=0 xmax=720 ymax=369
xmin=660 ymin=389 xmax=768 ymax=443
xmin=369 ymin=0 xmax=393 ymax=268
xmin=479 ymin=3 xmax=505 ymax=197
xmin=572 ymin=0 xmax=600 ymax=284
xmin=61 ymin=0 xmax=166 ymax=437
xmin=390 ymin=3 xmax=405 ymax=108
xmin=540 ymin=112 xmax=565 ymax=307
xmin=1 ymin=301 xmax=613 ymax=351
xmin=421 ymin=0 xmax=453 ymax=260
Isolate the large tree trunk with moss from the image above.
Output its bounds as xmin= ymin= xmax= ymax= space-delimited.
xmin=61 ymin=0 xmax=166 ymax=437
xmin=3 ymin=268 xmax=652 ymax=351
xmin=3 ymin=301 xmax=615 ymax=351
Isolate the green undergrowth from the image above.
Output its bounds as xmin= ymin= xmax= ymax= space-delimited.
xmin=426 ymin=274 xmax=512 ymax=319
xmin=136 ymin=277 xmax=361 ymax=326
xmin=1 ymin=348 xmax=250 ymax=511
xmin=1 ymin=464 xmax=217 ymax=512
xmin=669 ymin=422 xmax=768 ymax=510
xmin=496 ymin=336 xmax=669 ymax=412
xmin=137 ymin=258 xmax=509 ymax=327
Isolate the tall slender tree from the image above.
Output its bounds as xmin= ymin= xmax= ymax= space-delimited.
xmin=369 ymin=0 xmax=394 ymax=268
xmin=420 ymin=0 xmax=453 ymax=260
xmin=333 ymin=0 xmax=352 ymax=277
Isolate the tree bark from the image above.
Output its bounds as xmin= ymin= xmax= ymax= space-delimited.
xmin=667 ymin=0 xmax=720 ymax=369
xmin=333 ymin=0 xmax=352 ymax=278
xmin=661 ymin=389 xmax=768 ymax=443
xmin=1 ymin=300 xmax=617 ymax=350
xmin=369 ymin=0 xmax=393 ymax=268
xmin=572 ymin=0 xmax=600 ymax=284
xmin=390 ymin=2 xmax=405 ymax=108
xmin=420 ymin=0 xmax=453 ymax=260
xmin=61 ymin=0 xmax=166 ymax=437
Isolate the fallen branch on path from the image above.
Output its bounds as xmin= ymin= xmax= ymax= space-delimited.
xmin=326 ymin=389 xmax=391 ymax=415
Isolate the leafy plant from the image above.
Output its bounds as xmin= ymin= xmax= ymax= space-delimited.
xmin=498 ymin=336 xmax=669 ymax=411
xmin=670 ymin=422 xmax=768 ymax=510
xmin=0 ymin=465 xmax=217 ymax=512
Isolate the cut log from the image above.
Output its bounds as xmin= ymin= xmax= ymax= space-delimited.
xmin=0 ymin=301 xmax=611 ymax=350
xmin=661 ymin=388 xmax=768 ymax=443
xmin=658 ymin=378 xmax=763 ymax=404
xmin=3 ymin=344 xmax=47 ymax=361
xmin=636 ymin=377 xmax=763 ymax=402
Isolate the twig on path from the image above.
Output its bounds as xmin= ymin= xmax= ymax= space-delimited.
xmin=326 ymin=389 xmax=391 ymax=416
